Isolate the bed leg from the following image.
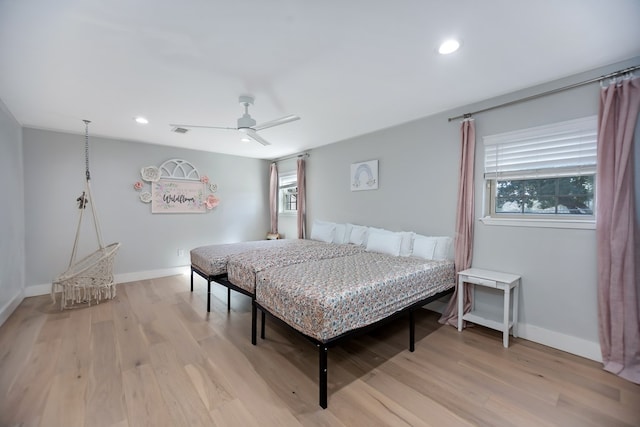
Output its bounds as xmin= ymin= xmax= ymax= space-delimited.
xmin=190 ymin=268 xmax=194 ymax=292
xmin=227 ymin=287 xmax=231 ymax=312
xmin=207 ymin=279 xmax=211 ymax=312
xmin=409 ymin=310 xmax=415 ymax=352
xmin=319 ymin=345 xmax=328 ymax=409
xmin=260 ymin=311 xmax=266 ymax=339
xmin=251 ymin=301 xmax=257 ymax=345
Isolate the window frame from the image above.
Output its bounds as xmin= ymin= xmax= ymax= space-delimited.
xmin=480 ymin=116 xmax=597 ymax=230
xmin=278 ymin=172 xmax=298 ymax=216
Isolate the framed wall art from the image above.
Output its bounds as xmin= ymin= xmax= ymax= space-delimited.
xmin=350 ymin=160 xmax=378 ymax=191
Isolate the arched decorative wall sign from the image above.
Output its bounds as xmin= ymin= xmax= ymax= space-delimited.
xmin=133 ymin=158 xmax=220 ymax=213
xmin=351 ymin=160 xmax=378 ymax=191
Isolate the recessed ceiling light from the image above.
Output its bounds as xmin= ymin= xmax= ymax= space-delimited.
xmin=438 ymin=39 xmax=460 ymax=55
xmin=135 ymin=116 xmax=149 ymax=124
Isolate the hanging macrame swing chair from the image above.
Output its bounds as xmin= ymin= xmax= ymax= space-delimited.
xmin=51 ymin=120 xmax=120 ymax=310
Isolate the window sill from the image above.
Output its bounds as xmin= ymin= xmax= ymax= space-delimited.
xmin=479 ymin=216 xmax=595 ymax=230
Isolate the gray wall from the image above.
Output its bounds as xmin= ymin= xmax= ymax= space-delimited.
xmin=306 ymin=57 xmax=640 ymax=359
xmin=22 ymin=128 xmax=269 ymax=288
xmin=0 ymin=99 xmax=25 ymax=325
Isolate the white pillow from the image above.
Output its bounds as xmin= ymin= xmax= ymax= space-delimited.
xmin=399 ymin=231 xmax=415 ymax=257
xmin=333 ymin=223 xmax=347 ymax=244
xmin=344 ymin=223 xmax=353 ymax=243
xmin=348 ymin=224 xmax=369 ymax=246
xmin=366 ymin=229 xmax=403 ymax=256
xmin=311 ymin=220 xmax=335 ymax=243
xmin=433 ymin=236 xmax=453 ymax=260
xmin=412 ymin=235 xmax=438 ymax=260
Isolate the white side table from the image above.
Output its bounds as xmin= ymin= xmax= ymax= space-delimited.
xmin=457 ymin=268 xmax=521 ymax=348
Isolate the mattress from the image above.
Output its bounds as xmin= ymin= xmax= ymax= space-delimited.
xmin=227 ymin=240 xmax=365 ymax=294
xmin=255 ymin=252 xmax=456 ymax=342
xmin=190 ymin=239 xmax=293 ymax=277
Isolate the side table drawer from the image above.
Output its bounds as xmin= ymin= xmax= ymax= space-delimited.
xmin=463 ymin=275 xmax=497 ymax=288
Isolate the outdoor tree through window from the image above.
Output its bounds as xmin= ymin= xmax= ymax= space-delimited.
xmin=495 ymin=176 xmax=594 ymax=215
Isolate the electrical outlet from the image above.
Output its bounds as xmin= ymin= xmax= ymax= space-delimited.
xmin=177 ymin=249 xmax=185 ymax=257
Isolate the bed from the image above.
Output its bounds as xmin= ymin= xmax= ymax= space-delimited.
xmin=190 ymin=239 xmax=293 ymax=311
xmin=252 ymin=251 xmax=456 ymax=408
xmin=190 ymin=239 xmax=364 ymax=312
xmin=226 ymin=239 xmax=364 ymax=295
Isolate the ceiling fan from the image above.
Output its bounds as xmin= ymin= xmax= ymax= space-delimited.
xmin=170 ymin=95 xmax=300 ymax=146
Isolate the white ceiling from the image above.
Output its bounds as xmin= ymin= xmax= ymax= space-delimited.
xmin=1 ymin=0 xmax=639 ymax=160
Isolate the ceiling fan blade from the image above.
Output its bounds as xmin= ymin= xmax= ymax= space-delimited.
xmin=245 ymin=129 xmax=271 ymax=146
xmin=169 ymin=124 xmax=236 ymax=130
xmin=254 ymin=114 xmax=300 ymax=131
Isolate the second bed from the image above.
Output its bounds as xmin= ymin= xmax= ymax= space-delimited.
xmin=252 ymin=251 xmax=456 ymax=408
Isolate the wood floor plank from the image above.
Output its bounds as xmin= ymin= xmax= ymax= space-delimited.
xmin=85 ymin=320 xmax=128 ymax=427
xmin=0 ymin=299 xmax=46 ymax=402
xmin=39 ymin=371 xmax=87 ymax=427
xmin=413 ymin=334 xmax=584 ymax=427
xmin=112 ymin=291 xmax=152 ymax=372
xmin=147 ymin=303 xmax=206 ymax=366
xmin=199 ymin=334 xmax=304 ymax=426
xmin=172 ymin=300 xmax=217 ymax=342
xmin=329 ymin=378 xmax=428 ymax=427
xmin=148 ymin=341 xmax=214 ymax=427
xmin=208 ymin=398 xmax=262 ymax=427
xmin=55 ymin=304 xmax=93 ymax=376
xmin=1 ymin=338 xmax=62 ymax=427
xmin=362 ymin=367 xmax=475 ymax=427
xmin=120 ymin=283 xmax=158 ymax=325
xmin=89 ymin=298 xmax=114 ymax=324
xmin=184 ymin=360 xmax=235 ymax=412
xmin=2 ymin=279 xmax=639 ymax=427
xmin=121 ymin=364 xmax=172 ymax=427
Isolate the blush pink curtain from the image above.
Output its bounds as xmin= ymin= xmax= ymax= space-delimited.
xmin=269 ymin=162 xmax=278 ymax=235
xmin=596 ymin=75 xmax=640 ymax=384
xmin=297 ymin=157 xmax=306 ymax=239
xmin=440 ymin=118 xmax=476 ymax=326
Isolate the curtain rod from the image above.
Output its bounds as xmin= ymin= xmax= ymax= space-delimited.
xmin=447 ymin=64 xmax=640 ymax=122
xmin=273 ymin=152 xmax=309 ymax=163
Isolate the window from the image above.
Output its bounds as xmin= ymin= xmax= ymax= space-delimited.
xmin=279 ymin=173 xmax=297 ymax=214
xmin=483 ymin=116 xmax=597 ymax=228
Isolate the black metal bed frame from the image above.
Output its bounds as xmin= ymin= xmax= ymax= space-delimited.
xmin=251 ymin=287 xmax=454 ymax=409
xmin=191 ymin=265 xmax=258 ymax=313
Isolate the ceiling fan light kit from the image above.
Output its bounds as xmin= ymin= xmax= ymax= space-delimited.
xmin=170 ymin=95 xmax=300 ymax=147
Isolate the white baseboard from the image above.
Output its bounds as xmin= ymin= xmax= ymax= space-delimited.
xmin=0 ymin=289 xmax=25 ymax=328
xmin=115 ymin=266 xmax=191 ymax=284
xmin=516 ymin=323 xmax=602 ymax=362
xmin=24 ymin=265 xmax=192 ymax=298
xmin=422 ymin=302 xmax=601 ymax=363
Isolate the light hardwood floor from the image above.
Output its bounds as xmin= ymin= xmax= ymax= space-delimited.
xmin=1 ymin=275 xmax=638 ymax=427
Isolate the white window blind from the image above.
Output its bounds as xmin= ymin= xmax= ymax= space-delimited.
xmin=484 ymin=116 xmax=597 ymax=180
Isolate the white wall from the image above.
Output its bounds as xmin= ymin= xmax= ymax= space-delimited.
xmin=306 ymin=57 xmax=640 ymax=361
xmin=22 ymin=128 xmax=269 ymax=293
xmin=0 ymin=98 xmax=25 ymax=327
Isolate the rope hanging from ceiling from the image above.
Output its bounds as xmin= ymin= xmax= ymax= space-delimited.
xmin=51 ymin=120 xmax=120 ymax=310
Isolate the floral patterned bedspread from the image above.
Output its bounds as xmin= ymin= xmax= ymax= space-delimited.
xmin=190 ymin=239 xmax=294 ymax=276
xmin=227 ymin=240 xmax=365 ymax=293
xmin=255 ymin=252 xmax=455 ymax=342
